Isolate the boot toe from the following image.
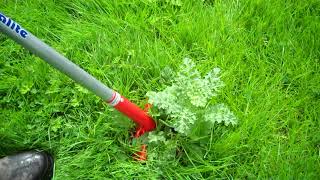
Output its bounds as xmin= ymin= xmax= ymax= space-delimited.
xmin=0 ymin=151 xmax=54 ymax=180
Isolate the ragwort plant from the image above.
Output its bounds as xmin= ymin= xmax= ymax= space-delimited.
xmin=146 ymin=58 xmax=237 ymax=140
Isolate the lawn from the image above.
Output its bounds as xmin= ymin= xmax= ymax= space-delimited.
xmin=0 ymin=0 xmax=319 ymax=179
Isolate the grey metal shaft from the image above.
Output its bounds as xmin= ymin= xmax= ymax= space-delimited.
xmin=0 ymin=12 xmax=113 ymax=101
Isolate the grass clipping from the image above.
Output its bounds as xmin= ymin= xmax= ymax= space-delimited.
xmin=147 ymin=58 xmax=237 ymax=137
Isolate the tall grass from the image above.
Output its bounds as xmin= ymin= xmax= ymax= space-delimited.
xmin=0 ymin=0 xmax=319 ymax=178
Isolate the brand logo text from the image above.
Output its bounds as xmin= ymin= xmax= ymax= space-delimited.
xmin=0 ymin=13 xmax=28 ymax=38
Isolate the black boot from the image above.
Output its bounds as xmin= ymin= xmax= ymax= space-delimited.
xmin=0 ymin=151 xmax=54 ymax=180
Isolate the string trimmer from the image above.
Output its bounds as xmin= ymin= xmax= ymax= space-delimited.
xmin=0 ymin=12 xmax=156 ymax=160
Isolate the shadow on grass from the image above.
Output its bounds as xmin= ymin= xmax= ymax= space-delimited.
xmin=0 ymin=136 xmax=54 ymax=158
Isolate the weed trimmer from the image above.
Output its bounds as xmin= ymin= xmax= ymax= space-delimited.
xmin=0 ymin=12 xmax=156 ymax=160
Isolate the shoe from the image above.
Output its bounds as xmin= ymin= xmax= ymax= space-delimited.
xmin=0 ymin=151 xmax=54 ymax=180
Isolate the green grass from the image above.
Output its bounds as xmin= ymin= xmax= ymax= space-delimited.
xmin=1 ymin=0 xmax=319 ymax=179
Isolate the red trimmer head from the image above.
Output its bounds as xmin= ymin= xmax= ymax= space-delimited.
xmin=107 ymin=92 xmax=155 ymax=161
